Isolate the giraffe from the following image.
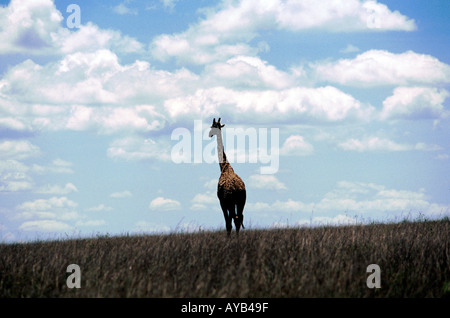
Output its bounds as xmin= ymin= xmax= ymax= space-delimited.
xmin=209 ymin=118 xmax=246 ymax=236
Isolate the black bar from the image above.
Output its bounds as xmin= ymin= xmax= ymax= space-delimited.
xmin=0 ymin=298 xmax=442 ymax=316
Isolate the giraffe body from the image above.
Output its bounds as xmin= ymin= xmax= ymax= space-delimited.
xmin=209 ymin=118 xmax=246 ymax=236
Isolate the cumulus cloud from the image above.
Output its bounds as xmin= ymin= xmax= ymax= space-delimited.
xmin=248 ymin=174 xmax=287 ymax=191
xmin=19 ymin=220 xmax=72 ymax=232
xmin=107 ymin=136 xmax=171 ymax=161
xmin=248 ymin=181 xmax=449 ymax=220
xmin=113 ymin=3 xmax=138 ymax=16
xmin=340 ymin=44 xmax=360 ymax=54
xmin=36 ymin=183 xmax=78 ymax=195
xmin=0 ymin=159 xmax=33 ymax=192
xmin=31 ymin=159 xmax=74 ymax=175
xmin=150 ymin=0 xmax=415 ymax=65
xmin=318 ymin=181 xmax=449 ymax=218
xmin=164 ymin=86 xmax=373 ymax=123
xmin=0 ymin=158 xmax=76 ymax=193
xmin=338 ymin=136 xmax=442 ymax=152
xmin=314 ymin=50 xmax=450 ymax=86
xmin=55 ymin=22 xmax=144 ymax=54
xmin=276 ymin=214 xmax=359 ymax=228
xmin=134 ymin=220 xmax=171 ymax=234
xmin=85 ymin=204 xmax=113 ymax=212
xmin=0 ymin=1 xmax=143 ymax=56
xmin=110 ymin=190 xmax=133 ymax=198
xmin=190 ymin=191 xmax=217 ymax=210
xmin=381 ymin=87 xmax=450 ymax=120
xmin=280 ymin=135 xmax=314 ymax=156
xmin=338 ymin=137 xmax=411 ymax=152
xmin=160 ymin=0 xmax=179 ymax=10
xmin=203 ymin=55 xmax=294 ymax=89
xmin=0 ymin=49 xmax=199 ymax=134
xmin=13 ymin=195 xmax=106 ymax=233
xmin=0 ymin=0 xmax=63 ymax=55
xmin=16 ymin=196 xmax=79 ymax=220
xmin=149 ymin=196 xmax=182 ymax=211
xmin=0 ymin=140 xmax=40 ymax=160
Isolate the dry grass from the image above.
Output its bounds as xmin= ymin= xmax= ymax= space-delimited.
xmin=1 ymin=219 xmax=449 ymax=297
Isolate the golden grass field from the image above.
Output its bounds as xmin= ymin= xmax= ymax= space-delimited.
xmin=1 ymin=219 xmax=449 ymax=297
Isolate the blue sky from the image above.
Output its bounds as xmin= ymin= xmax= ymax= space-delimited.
xmin=0 ymin=0 xmax=449 ymax=242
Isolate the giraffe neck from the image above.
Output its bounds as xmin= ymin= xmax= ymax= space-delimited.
xmin=216 ymin=131 xmax=229 ymax=172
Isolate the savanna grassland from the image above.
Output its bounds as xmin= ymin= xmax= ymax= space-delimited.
xmin=1 ymin=219 xmax=449 ymax=298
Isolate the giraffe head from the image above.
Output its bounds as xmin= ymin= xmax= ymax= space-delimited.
xmin=209 ymin=118 xmax=225 ymax=138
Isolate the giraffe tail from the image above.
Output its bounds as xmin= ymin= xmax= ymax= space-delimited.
xmin=236 ymin=215 xmax=245 ymax=229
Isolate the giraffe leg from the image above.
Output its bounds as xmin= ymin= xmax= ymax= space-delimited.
xmin=228 ymin=202 xmax=242 ymax=235
xmin=235 ymin=191 xmax=246 ymax=234
xmin=235 ymin=206 xmax=243 ymax=235
xmin=227 ymin=201 xmax=237 ymax=236
xmin=220 ymin=200 xmax=232 ymax=236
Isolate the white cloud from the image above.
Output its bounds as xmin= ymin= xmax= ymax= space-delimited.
xmin=0 ymin=0 xmax=63 ymax=54
xmin=36 ymin=183 xmax=78 ymax=195
xmin=107 ymin=136 xmax=171 ymax=161
xmin=150 ymin=0 xmax=415 ymax=65
xmin=98 ymin=106 xmax=165 ymax=134
xmin=56 ymin=22 xmax=144 ymax=54
xmin=17 ymin=196 xmax=77 ymax=212
xmin=190 ymin=191 xmax=217 ymax=210
xmin=0 ymin=50 xmax=198 ymax=134
xmin=0 ymin=159 xmax=33 ymax=192
xmin=203 ymin=178 xmax=218 ymax=189
xmin=248 ymin=174 xmax=287 ymax=191
xmin=151 ymin=33 xmax=257 ymax=65
xmin=340 ymin=44 xmax=360 ymax=54
xmin=113 ymin=3 xmax=138 ymax=16
xmin=317 ymin=181 xmax=449 ymax=218
xmin=16 ymin=196 xmax=79 ymax=221
xmin=0 ymin=140 xmax=40 ymax=160
xmin=435 ymin=154 xmax=449 ymax=161
xmin=314 ymin=50 xmax=450 ymax=86
xmin=32 ymin=159 xmax=74 ymax=174
xmin=19 ymin=220 xmax=72 ymax=232
xmin=85 ymin=204 xmax=113 ymax=212
xmin=134 ymin=220 xmax=171 ymax=234
xmin=161 ymin=0 xmax=179 ymax=10
xmin=0 ymin=1 xmax=143 ymax=56
xmin=192 ymin=191 xmax=217 ymax=205
xmin=280 ymin=135 xmax=314 ymax=156
xmin=311 ymin=214 xmax=359 ymax=226
xmin=288 ymin=214 xmax=359 ymax=228
xmin=203 ymin=55 xmax=294 ymax=89
xmin=52 ymin=158 xmax=72 ymax=167
xmin=149 ymin=196 xmax=182 ymax=211
xmin=164 ymin=86 xmax=373 ymax=123
xmin=338 ymin=136 xmax=442 ymax=152
xmin=338 ymin=136 xmax=411 ymax=152
xmin=274 ymin=0 xmax=416 ymax=32
xmin=0 ymin=159 xmax=76 ymax=193
xmin=110 ymin=190 xmax=133 ymax=198
xmin=381 ymin=87 xmax=450 ymax=120
xmin=248 ymin=181 xmax=449 ymax=220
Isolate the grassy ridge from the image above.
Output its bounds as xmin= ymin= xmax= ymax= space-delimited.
xmin=1 ymin=219 xmax=449 ymax=297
